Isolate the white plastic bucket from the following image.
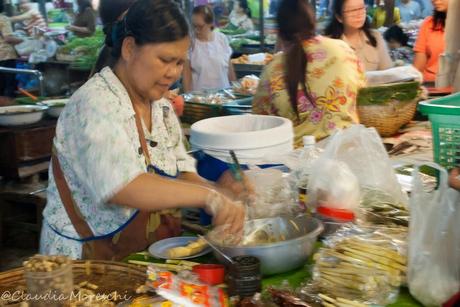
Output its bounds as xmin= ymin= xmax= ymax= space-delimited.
xmin=190 ymin=115 xmax=294 ymax=164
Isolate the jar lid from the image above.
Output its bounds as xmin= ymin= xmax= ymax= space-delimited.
xmin=317 ymin=206 xmax=355 ymax=221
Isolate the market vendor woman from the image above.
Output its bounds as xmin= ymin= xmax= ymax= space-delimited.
xmin=66 ymin=0 xmax=96 ymax=38
xmin=40 ymin=0 xmax=245 ymax=260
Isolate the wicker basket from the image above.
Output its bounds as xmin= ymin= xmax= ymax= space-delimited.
xmin=180 ymin=101 xmax=224 ymax=125
xmin=358 ymin=98 xmax=418 ymax=137
xmin=56 ymin=52 xmax=77 ymax=62
xmin=0 ymin=260 xmax=146 ymax=305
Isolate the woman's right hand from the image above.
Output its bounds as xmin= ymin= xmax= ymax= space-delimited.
xmin=205 ymin=190 xmax=245 ymax=234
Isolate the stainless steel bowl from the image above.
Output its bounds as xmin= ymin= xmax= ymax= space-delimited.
xmin=208 ymin=215 xmax=323 ymax=275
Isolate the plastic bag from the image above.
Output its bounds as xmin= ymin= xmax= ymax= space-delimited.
xmin=244 ymin=168 xmax=300 ymax=219
xmin=316 ymin=125 xmax=408 ymax=208
xmin=308 ymin=158 xmax=360 ymax=210
xmin=365 ymin=65 xmax=423 ymax=86
xmin=302 ymin=224 xmax=406 ymax=305
xmin=408 ymin=163 xmax=460 ymax=306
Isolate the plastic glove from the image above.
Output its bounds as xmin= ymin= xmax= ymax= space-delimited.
xmin=216 ymin=169 xmax=256 ymax=203
xmin=205 ymin=190 xmax=245 ymax=236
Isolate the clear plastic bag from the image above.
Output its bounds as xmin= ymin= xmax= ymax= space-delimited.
xmin=308 ymin=158 xmax=360 ymax=211
xmin=316 ymin=125 xmax=408 ymax=209
xmin=244 ymin=168 xmax=300 ymax=219
xmin=303 ymin=224 xmax=406 ymax=305
xmin=408 ymin=163 xmax=460 ymax=306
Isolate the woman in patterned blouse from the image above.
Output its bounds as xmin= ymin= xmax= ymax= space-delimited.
xmin=253 ymin=0 xmax=365 ymax=148
xmin=40 ymin=0 xmax=246 ymax=260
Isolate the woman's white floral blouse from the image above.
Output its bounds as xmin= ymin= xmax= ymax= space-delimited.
xmin=40 ymin=67 xmax=196 ymax=259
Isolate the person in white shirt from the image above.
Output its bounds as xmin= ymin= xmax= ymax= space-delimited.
xmin=399 ymin=0 xmax=422 ymax=22
xmin=183 ymin=5 xmax=236 ymax=92
xmin=229 ymin=0 xmax=254 ymax=31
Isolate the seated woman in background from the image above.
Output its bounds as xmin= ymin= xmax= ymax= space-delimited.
xmin=183 ymin=5 xmax=236 ymax=92
xmin=228 ymin=0 xmax=254 ymax=31
xmin=9 ymin=0 xmax=46 ymax=35
xmin=384 ymin=25 xmax=414 ymax=65
xmin=372 ymin=0 xmax=401 ymax=28
xmin=66 ymin=0 xmax=96 ymax=38
xmin=253 ymin=0 xmax=365 ymax=148
xmin=324 ymin=0 xmax=393 ymax=71
xmin=413 ymin=0 xmax=447 ymax=83
xmin=0 ymin=0 xmax=23 ymax=98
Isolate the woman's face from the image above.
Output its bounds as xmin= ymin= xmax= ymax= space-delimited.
xmin=339 ymin=0 xmax=367 ymax=31
xmin=122 ymin=36 xmax=190 ymax=101
xmin=233 ymin=1 xmax=243 ymax=13
xmin=432 ymin=0 xmax=448 ymax=12
xmin=192 ymin=14 xmax=213 ymax=40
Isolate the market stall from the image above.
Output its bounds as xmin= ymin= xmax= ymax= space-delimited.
xmin=1 ymin=0 xmax=460 ymax=306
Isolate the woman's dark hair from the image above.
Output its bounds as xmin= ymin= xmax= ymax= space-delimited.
xmin=277 ymin=0 xmax=315 ymax=116
xmin=192 ymin=5 xmax=215 ymax=26
xmin=93 ymin=0 xmax=138 ymax=74
xmin=103 ymin=0 xmax=189 ymax=65
xmin=237 ymin=0 xmax=252 ymax=18
xmin=99 ymin=0 xmax=137 ymax=25
xmin=77 ymin=0 xmax=92 ymax=14
xmin=324 ymin=0 xmax=377 ymax=47
xmin=384 ymin=25 xmax=409 ymax=46
xmin=432 ymin=10 xmax=446 ymax=31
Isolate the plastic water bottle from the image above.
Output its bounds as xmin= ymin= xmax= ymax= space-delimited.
xmin=297 ymin=135 xmax=319 ymax=212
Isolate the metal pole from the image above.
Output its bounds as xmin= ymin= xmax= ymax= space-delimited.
xmin=0 ymin=66 xmax=45 ymax=97
xmin=259 ymin=0 xmax=265 ymax=51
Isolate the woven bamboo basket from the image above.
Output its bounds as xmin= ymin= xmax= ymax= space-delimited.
xmin=358 ymin=98 xmax=418 ymax=137
xmin=180 ymin=101 xmax=224 ymax=125
xmin=357 ymin=81 xmax=420 ymax=137
xmin=0 ymin=260 xmax=147 ymax=306
xmin=56 ymin=53 xmax=77 ymax=62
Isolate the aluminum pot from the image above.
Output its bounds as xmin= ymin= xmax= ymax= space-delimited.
xmin=208 ymin=215 xmax=323 ymax=275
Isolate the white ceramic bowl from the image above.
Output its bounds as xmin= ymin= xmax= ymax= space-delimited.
xmin=39 ymin=98 xmax=69 ymax=118
xmin=0 ymin=105 xmax=48 ymax=126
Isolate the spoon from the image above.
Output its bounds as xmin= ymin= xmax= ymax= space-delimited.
xmin=198 ymin=235 xmax=235 ymax=265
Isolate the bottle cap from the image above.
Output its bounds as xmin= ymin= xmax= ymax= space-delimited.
xmin=303 ymin=135 xmax=316 ymax=146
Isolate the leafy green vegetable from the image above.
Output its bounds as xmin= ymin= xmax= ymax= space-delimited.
xmin=357 ymin=81 xmax=420 ymax=106
xmin=58 ymin=29 xmax=104 ymax=70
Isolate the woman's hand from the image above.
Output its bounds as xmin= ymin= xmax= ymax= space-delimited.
xmin=449 ymin=168 xmax=460 ymax=191
xmin=216 ymin=169 xmax=255 ymax=201
xmin=205 ymin=190 xmax=245 ymax=234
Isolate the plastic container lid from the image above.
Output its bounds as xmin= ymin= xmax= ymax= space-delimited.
xmin=317 ymin=206 xmax=355 ymax=221
xmin=302 ymin=135 xmax=316 ymax=146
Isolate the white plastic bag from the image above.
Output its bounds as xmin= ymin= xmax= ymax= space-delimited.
xmin=408 ymin=163 xmax=460 ymax=306
xmin=244 ymin=168 xmax=299 ymax=219
xmin=318 ymin=125 xmax=408 ymax=207
xmin=308 ymin=158 xmax=360 ymax=210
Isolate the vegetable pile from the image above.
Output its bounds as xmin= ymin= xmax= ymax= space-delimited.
xmin=57 ymin=29 xmax=104 ymax=70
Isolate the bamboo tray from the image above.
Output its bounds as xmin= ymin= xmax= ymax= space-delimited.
xmin=0 ymin=260 xmax=147 ymax=305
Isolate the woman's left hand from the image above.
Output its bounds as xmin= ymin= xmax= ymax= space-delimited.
xmin=216 ymin=169 xmax=255 ymax=201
